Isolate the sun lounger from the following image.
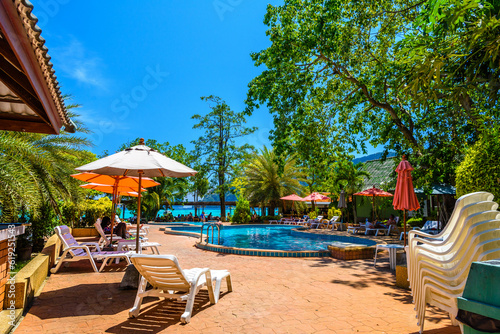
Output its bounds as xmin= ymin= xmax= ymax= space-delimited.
xmin=347 ymin=223 xmax=367 ymax=234
xmin=51 ymin=225 xmax=134 ymax=273
xmin=309 ymin=216 xmax=324 ymax=229
xmin=129 ymin=254 xmax=232 ymax=323
xmin=365 ymin=224 xmax=393 ymax=236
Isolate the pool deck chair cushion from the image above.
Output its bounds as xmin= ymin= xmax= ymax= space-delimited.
xmin=51 ymin=225 xmax=133 ymax=273
xmin=129 ymin=254 xmax=232 ymax=324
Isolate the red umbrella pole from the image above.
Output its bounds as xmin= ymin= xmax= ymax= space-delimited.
xmin=403 ymin=209 xmax=407 ymax=247
xmin=136 ymin=172 xmax=143 ymax=253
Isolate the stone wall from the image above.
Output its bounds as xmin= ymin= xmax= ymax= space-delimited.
xmin=0 ymin=240 xmax=8 ymax=309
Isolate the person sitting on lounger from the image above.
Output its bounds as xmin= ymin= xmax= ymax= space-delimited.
xmin=100 ymin=216 xmax=128 ymax=239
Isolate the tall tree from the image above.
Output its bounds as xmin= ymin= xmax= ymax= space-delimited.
xmin=192 ymin=95 xmax=256 ymax=221
xmin=245 ymin=0 xmax=500 ymax=190
xmin=243 ymin=146 xmax=305 ymax=214
xmin=335 ymin=161 xmax=370 ymax=223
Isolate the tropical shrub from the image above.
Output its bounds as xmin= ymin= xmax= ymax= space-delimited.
xmin=328 ymin=208 xmax=342 ymax=220
xmin=260 ymin=215 xmax=280 ymax=221
xmin=407 ymin=217 xmax=424 ymax=228
xmin=80 ymin=197 xmax=114 ymax=226
xmin=231 ymin=198 xmax=251 ymax=224
xmin=456 ymin=130 xmax=500 ymax=200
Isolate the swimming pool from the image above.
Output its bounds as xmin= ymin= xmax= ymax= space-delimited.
xmin=165 ymin=225 xmax=376 ymax=257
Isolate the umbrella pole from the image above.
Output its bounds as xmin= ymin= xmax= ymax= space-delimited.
xmin=372 ymin=196 xmax=375 ymax=222
xmin=136 ymin=172 xmax=143 ymax=253
xmin=110 ymin=179 xmax=119 ymax=244
xmin=403 ymin=209 xmax=407 ymax=247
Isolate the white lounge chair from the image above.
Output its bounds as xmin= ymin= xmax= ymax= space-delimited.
xmin=309 ymin=216 xmax=324 ymax=229
xmin=129 ymin=254 xmax=232 ymax=323
xmin=94 ymin=221 xmax=159 ymax=255
xmin=365 ymin=224 xmax=393 ymax=236
xmin=51 ymin=225 xmax=134 ymax=273
xmin=347 ymin=222 xmax=367 ymax=234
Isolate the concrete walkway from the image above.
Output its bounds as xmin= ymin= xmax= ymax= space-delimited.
xmin=15 ymin=226 xmax=460 ymax=334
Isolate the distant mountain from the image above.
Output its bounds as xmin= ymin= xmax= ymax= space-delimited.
xmin=353 ymin=151 xmax=396 ymax=164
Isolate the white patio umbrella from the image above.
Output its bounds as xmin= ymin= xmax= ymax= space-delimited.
xmin=76 ymin=138 xmax=197 ymax=251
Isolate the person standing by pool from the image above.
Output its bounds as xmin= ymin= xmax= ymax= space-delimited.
xmin=200 ymin=211 xmax=206 ymax=222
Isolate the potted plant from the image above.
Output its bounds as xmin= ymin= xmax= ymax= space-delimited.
xmin=15 ymin=232 xmax=33 ymax=261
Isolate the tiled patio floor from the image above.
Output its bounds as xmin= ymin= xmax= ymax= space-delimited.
xmin=14 ymin=226 xmax=460 ymax=334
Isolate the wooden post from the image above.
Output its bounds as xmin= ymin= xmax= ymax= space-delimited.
xmin=136 ymin=172 xmax=143 ymax=253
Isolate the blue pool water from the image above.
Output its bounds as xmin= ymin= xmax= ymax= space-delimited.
xmin=167 ymin=225 xmax=376 ymax=251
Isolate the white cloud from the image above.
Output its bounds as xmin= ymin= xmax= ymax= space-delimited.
xmin=51 ymin=38 xmax=108 ymax=89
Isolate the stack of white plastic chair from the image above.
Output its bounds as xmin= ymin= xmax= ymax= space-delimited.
xmin=407 ymin=192 xmax=500 ymax=333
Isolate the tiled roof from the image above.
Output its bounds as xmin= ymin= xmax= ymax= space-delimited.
xmin=360 ymin=157 xmax=398 ymax=190
xmin=13 ymin=0 xmax=73 ymax=130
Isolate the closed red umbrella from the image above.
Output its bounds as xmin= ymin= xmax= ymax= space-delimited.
xmin=393 ymin=156 xmax=420 ymax=246
xmin=354 ymin=186 xmax=393 ymax=222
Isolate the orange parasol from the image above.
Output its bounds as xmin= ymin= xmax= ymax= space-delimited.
xmin=72 ymin=173 xmax=159 ymax=242
xmin=80 ymin=183 xmax=146 ymax=196
xmin=393 ymin=156 xmax=420 ymax=246
xmin=354 ymin=186 xmax=393 ymax=222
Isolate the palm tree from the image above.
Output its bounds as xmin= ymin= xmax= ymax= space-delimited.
xmin=244 ymin=147 xmax=305 ymax=215
xmin=0 ymin=105 xmax=92 ymax=249
xmin=336 ymin=161 xmax=370 ymax=224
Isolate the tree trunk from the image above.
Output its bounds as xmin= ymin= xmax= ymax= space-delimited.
xmin=352 ymin=196 xmax=357 ymax=224
xmin=219 ymin=173 xmax=226 ymax=221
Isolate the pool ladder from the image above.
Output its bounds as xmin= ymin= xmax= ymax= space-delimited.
xmin=200 ymin=223 xmax=221 ymax=245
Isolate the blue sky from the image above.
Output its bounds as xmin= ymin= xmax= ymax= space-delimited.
xmin=31 ymin=0 xmax=377 ymax=158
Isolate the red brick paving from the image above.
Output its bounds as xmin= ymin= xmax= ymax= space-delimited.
xmin=14 ymin=226 xmax=460 ymax=334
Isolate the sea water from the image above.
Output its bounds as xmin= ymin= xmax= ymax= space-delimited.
xmin=119 ymin=205 xmax=278 ymax=220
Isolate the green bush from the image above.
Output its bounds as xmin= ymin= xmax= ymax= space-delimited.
xmin=456 ymin=129 xmax=500 ymax=200
xmin=231 ymin=198 xmax=251 ymax=224
xmin=407 ymin=217 xmax=424 ymax=228
xmin=81 ymin=197 xmax=114 ymax=226
xmin=328 ymin=208 xmax=342 ymax=219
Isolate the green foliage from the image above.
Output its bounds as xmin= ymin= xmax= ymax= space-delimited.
xmin=80 ymin=197 xmax=114 ymax=226
xmin=407 ymin=217 xmax=424 ymax=228
xmin=192 ymin=95 xmax=257 ymax=220
xmin=456 ymin=129 xmax=500 ymax=200
xmin=328 ymin=208 xmax=342 ymax=220
xmin=242 ymin=146 xmax=305 ymax=212
xmin=246 ymin=0 xmax=500 ymax=192
xmin=308 ymin=211 xmax=317 ymax=219
xmin=231 ymin=197 xmax=251 ymax=224
xmin=0 ymin=130 xmax=92 ymax=223
xmin=28 ymin=203 xmax=59 ymax=252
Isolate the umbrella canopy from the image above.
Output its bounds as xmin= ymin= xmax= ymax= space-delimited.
xmin=393 ymin=157 xmax=420 ymax=246
xmin=75 ymin=138 xmax=197 ymax=251
xmin=280 ymin=194 xmax=303 ymax=201
xmin=75 ymin=141 xmax=197 ymax=178
xmin=80 ymin=183 xmax=147 ymax=194
xmin=354 ymin=187 xmax=393 ymax=198
xmin=354 ymin=186 xmax=393 ymax=222
xmin=301 ymin=192 xmax=331 ymax=212
xmin=280 ymin=194 xmax=303 ymax=215
xmin=301 ymin=192 xmax=331 ymax=202
xmin=71 ymin=173 xmax=160 ymax=188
